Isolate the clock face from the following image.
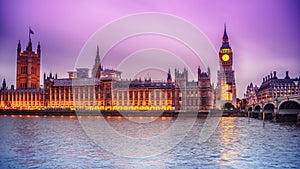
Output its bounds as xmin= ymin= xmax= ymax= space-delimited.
xmin=222 ymin=54 xmax=230 ymax=62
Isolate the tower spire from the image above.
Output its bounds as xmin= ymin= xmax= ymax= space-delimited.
xmin=223 ymin=24 xmax=228 ymax=42
xmin=167 ymin=68 xmax=172 ymax=83
xmin=221 ymin=24 xmax=231 ymax=49
xmin=17 ymin=40 xmax=21 ymax=54
xmin=95 ymin=45 xmax=101 ymax=68
xmin=92 ymin=45 xmax=102 ymax=78
xmin=37 ymin=41 xmax=41 ymax=56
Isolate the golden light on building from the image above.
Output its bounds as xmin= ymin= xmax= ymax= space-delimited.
xmin=216 ymin=25 xmax=237 ymax=108
xmin=0 ymin=30 xmax=215 ymax=112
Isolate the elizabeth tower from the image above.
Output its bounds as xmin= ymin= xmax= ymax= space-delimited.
xmin=216 ymin=25 xmax=237 ymax=107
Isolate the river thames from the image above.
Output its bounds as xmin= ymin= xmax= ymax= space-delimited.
xmin=0 ymin=115 xmax=299 ymax=168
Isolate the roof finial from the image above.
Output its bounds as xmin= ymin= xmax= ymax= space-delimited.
xmin=37 ymin=41 xmax=41 ymax=56
xmin=285 ymin=71 xmax=290 ymax=79
xmin=167 ymin=68 xmax=171 ymax=81
xmin=17 ymin=40 xmax=21 ymax=54
xmin=2 ymin=78 xmax=6 ymax=90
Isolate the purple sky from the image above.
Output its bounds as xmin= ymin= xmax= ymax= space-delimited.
xmin=0 ymin=0 xmax=299 ymax=98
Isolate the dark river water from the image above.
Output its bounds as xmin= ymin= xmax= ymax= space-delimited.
xmin=0 ymin=115 xmax=299 ymax=168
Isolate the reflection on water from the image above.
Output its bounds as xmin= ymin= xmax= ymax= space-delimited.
xmin=107 ymin=116 xmax=174 ymax=138
xmin=0 ymin=115 xmax=299 ymax=168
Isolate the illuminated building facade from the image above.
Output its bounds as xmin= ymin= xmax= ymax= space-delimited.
xmin=0 ymin=35 xmax=43 ymax=109
xmin=16 ymin=36 xmax=41 ymax=89
xmin=0 ymin=32 xmax=213 ymax=111
xmin=216 ymin=25 xmax=237 ymax=108
xmin=251 ymin=71 xmax=299 ymax=103
xmin=174 ymin=67 xmax=213 ymax=112
xmin=0 ymin=85 xmax=44 ymax=110
xmin=244 ymin=82 xmax=259 ymax=105
xmin=41 ymin=64 xmax=211 ymax=111
xmin=42 ymin=68 xmax=175 ymax=111
xmin=198 ymin=67 xmax=213 ymax=110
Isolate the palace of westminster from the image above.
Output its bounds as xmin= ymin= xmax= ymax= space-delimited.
xmin=1 ymin=26 xmax=298 ymax=111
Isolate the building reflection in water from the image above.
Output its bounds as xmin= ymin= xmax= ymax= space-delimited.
xmin=1 ymin=116 xmax=300 ymax=168
xmin=107 ymin=116 xmax=174 ymax=138
xmin=214 ymin=117 xmax=244 ymax=167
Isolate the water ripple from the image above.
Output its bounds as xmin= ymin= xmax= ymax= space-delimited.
xmin=0 ymin=116 xmax=299 ymax=168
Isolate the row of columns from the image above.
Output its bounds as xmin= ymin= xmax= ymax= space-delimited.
xmin=0 ymin=91 xmax=43 ymax=109
xmin=47 ymin=86 xmax=174 ymax=109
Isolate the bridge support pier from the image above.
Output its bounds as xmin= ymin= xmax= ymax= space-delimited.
xmin=273 ymin=114 xmax=298 ymax=123
xmin=263 ymin=112 xmax=273 ymax=120
xmin=258 ymin=111 xmax=272 ymax=120
xmin=252 ymin=111 xmax=259 ymax=118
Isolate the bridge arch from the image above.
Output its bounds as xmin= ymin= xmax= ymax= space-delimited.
xmin=277 ymin=100 xmax=300 ymax=116
xmin=279 ymin=100 xmax=300 ymax=110
xmin=263 ymin=103 xmax=275 ymax=113
xmin=254 ymin=105 xmax=261 ymax=112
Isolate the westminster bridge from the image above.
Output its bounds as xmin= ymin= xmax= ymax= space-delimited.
xmin=246 ymin=94 xmax=300 ymax=122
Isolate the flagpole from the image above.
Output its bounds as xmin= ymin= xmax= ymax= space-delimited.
xmin=29 ymin=27 xmax=31 ymax=41
xmin=29 ymin=27 xmax=34 ymax=41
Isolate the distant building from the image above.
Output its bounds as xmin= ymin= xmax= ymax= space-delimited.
xmin=244 ymin=71 xmax=300 ymax=105
xmin=257 ymin=71 xmax=299 ymax=101
xmin=244 ymin=82 xmax=259 ymax=105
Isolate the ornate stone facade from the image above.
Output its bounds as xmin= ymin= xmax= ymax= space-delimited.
xmin=0 ymin=32 xmax=213 ymax=111
xmin=216 ymin=25 xmax=237 ymax=108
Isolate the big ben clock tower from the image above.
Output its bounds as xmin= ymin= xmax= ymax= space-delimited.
xmin=216 ymin=25 xmax=237 ymax=108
